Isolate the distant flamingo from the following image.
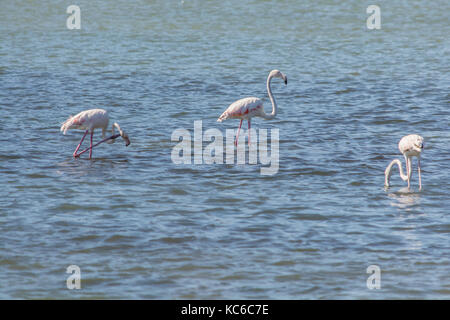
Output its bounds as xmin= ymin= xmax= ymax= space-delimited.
xmin=385 ymin=134 xmax=424 ymax=190
xmin=60 ymin=108 xmax=130 ymax=159
xmin=217 ymin=69 xmax=287 ymax=146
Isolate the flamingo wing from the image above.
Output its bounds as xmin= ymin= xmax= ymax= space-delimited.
xmin=60 ymin=109 xmax=108 ymax=134
xmin=217 ymin=97 xmax=263 ymax=122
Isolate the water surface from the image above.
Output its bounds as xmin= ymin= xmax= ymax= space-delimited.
xmin=0 ymin=0 xmax=449 ymax=299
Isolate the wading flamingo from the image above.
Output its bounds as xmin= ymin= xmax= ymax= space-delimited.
xmin=384 ymin=134 xmax=424 ymax=190
xmin=217 ymin=69 xmax=287 ymax=146
xmin=60 ymin=108 xmax=130 ymax=159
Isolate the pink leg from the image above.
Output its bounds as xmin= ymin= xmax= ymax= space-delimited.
xmin=248 ymin=119 xmax=251 ymax=146
xmin=235 ymin=119 xmax=243 ymax=146
xmin=73 ymin=130 xmax=88 ymax=157
xmin=89 ymin=131 xmax=94 ymax=159
xmin=74 ymin=133 xmax=120 ymax=158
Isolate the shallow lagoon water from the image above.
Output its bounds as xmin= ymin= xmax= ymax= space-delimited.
xmin=0 ymin=0 xmax=449 ymax=298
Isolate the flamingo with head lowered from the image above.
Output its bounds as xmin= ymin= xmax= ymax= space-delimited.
xmin=60 ymin=108 xmax=130 ymax=159
xmin=217 ymin=69 xmax=287 ymax=146
xmin=384 ymin=134 xmax=424 ymax=190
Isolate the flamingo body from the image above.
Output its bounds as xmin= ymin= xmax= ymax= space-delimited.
xmin=217 ymin=97 xmax=264 ymax=122
xmin=61 ymin=108 xmax=109 ymax=135
xmin=60 ymin=108 xmax=130 ymax=159
xmin=398 ymin=134 xmax=423 ymax=158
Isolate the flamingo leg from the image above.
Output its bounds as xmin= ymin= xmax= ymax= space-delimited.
xmin=248 ymin=118 xmax=251 ymax=146
xmin=235 ymin=119 xmax=243 ymax=146
xmin=418 ymin=158 xmax=422 ymax=190
xmin=73 ymin=134 xmax=121 ymax=158
xmin=406 ymin=157 xmax=411 ymax=189
xmin=73 ymin=130 xmax=88 ymax=157
xmin=89 ymin=131 xmax=94 ymax=159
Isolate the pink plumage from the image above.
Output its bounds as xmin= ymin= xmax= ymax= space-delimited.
xmin=61 ymin=108 xmax=109 ymax=135
xmin=217 ymin=97 xmax=264 ymax=122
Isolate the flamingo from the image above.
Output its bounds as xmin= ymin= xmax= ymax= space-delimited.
xmin=60 ymin=108 xmax=130 ymax=159
xmin=217 ymin=69 xmax=287 ymax=146
xmin=384 ymin=134 xmax=424 ymax=190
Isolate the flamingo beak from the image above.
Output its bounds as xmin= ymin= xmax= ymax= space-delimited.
xmin=284 ymin=76 xmax=287 ymax=85
xmin=123 ymin=136 xmax=130 ymax=147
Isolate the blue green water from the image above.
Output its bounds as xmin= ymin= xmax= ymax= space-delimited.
xmin=0 ymin=0 xmax=449 ymax=298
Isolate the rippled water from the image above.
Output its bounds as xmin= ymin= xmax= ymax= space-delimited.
xmin=0 ymin=0 xmax=449 ymax=299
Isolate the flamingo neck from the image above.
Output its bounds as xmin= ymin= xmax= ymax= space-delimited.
xmin=106 ymin=123 xmax=120 ymax=144
xmin=263 ymin=74 xmax=277 ymax=120
xmin=385 ymin=158 xmax=409 ymax=187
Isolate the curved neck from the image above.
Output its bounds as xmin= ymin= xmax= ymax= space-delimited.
xmin=112 ymin=123 xmax=118 ymax=135
xmin=112 ymin=122 xmax=130 ymax=146
xmin=385 ymin=158 xmax=409 ymax=186
xmin=106 ymin=123 xmax=122 ymax=144
xmin=263 ymin=74 xmax=277 ymax=119
xmin=112 ymin=122 xmax=125 ymax=136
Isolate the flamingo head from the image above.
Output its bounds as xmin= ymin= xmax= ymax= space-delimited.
xmin=111 ymin=122 xmax=130 ymax=146
xmin=270 ymin=69 xmax=287 ymax=85
xmin=121 ymin=131 xmax=131 ymax=147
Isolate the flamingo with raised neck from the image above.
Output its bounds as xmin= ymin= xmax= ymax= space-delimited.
xmin=217 ymin=69 xmax=287 ymax=146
